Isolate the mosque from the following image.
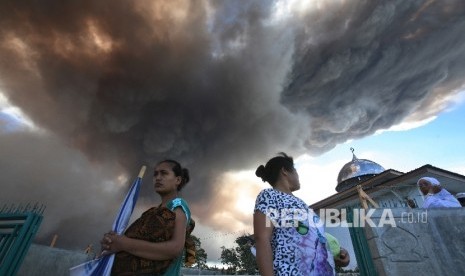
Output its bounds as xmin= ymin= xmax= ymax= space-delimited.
xmin=312 ymin=148 xmax=465 ymax=211
xmin=311 ymin=148 xmax=465 ymax=275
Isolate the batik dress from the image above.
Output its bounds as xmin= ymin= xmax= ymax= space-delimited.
xmin=111 ymin=198 xmax=191 ymax=276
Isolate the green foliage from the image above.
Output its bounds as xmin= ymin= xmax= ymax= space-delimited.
xmin=219 ymin=234 xmax=258 ymax=275
xmin=220 ymin=246 xmax=240 ymax=273
xmin=191 ymin=235 xmax=208 ymax=269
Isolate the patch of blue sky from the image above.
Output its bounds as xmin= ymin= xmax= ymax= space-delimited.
xmin=0 ymin=112 xmax=25 ymax=132
xmin=326 ymin=99 xmax=465 ymax=173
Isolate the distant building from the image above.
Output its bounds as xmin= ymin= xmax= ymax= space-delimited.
xmin=310 ymin=149 xmax=465 ymax=275
xmin=312 ymin=148 xmax=465 ymax=211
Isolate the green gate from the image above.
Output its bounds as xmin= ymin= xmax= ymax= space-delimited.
xmin=0 ymin=204 xmax=44 ymax=276
xmin=347 ymin=207 xmax=377 ymax=276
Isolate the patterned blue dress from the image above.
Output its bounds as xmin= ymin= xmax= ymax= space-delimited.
xmin=254 ymin=188 xmax=335 ymax=276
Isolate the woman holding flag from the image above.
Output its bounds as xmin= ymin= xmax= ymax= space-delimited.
xmin=100 ymin=159 xmax=195 ymax=276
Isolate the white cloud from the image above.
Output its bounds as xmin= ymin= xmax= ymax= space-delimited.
xmin=375 ymin=116 xmax=437 ymax=135
xmin=0 ymin=91 xmax=39 ymax=131
xmin=294 ymin=153 xmax=345 ymax=204
xmin=375 ymin=89 xmax=465 ymax=135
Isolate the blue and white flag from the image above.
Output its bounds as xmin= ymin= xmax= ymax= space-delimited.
xmin=70 ymin=166 xmax=146 ymax=276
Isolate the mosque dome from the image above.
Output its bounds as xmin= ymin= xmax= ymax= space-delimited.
xmin=336 ymin=148 xmax=385 ymax=192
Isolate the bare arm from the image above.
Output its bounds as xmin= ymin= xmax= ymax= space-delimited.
xmin=101 ymin=207 xmax=187 ymax=260
xmin=253 ymin=210 xmax=274 ymax=276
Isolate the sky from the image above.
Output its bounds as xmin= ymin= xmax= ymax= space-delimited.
xmin=1 ymin=0 xmax=465 ymax=267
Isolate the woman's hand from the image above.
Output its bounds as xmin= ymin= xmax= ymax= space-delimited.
xmin=100 ymin=231 xmax=125 ymax=256
xmin=335 ymin=247 xmax=350 ymax=267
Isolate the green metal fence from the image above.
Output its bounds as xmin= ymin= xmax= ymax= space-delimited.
xmin=346 ymin=207 xmax=377 ymax=276
xmin=0 ymin=204 xmax=44 ymax=276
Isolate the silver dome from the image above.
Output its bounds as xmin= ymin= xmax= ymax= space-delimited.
xmin=336 ymin=148 xmax=385 ymax=192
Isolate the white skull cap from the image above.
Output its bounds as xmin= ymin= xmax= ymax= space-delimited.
xmin=417 ymin=177 xmax=440 ymax=186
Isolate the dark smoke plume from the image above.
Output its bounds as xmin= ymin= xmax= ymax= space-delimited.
xmin=1 ymin=0 xmax=465 ymax=255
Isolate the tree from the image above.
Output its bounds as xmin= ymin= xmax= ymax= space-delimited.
xmin=235 ymin=235 xmax=258 ymax=274
xmin=220 ymin=246 xmax=240 ymax=273
xmin=191 ymin=235 xmax=208 ymax=269
xmin=219 ymin=234 xmax=258 ymax=275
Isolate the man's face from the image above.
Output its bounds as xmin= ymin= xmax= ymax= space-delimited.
xmin=418 ymin=179 xmax=431 ymax=195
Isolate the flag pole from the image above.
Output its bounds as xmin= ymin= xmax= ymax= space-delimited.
xmin=70 ymin=165 xmax=147 ymax=276
xmin=138 ymin=166 xmax=147 ymax=178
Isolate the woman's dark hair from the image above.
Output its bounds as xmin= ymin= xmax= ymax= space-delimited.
xmin=158 ymin=159 xmax=190 ymax=191
xmin=255 ymin=152 xmax=294 ymax=185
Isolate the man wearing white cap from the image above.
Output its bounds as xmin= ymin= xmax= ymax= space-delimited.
xmin=417 ymin=177 xmax=461 ymax=208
